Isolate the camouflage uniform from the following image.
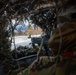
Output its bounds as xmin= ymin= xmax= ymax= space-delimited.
xmin=25 ymin=19 xmax=76 ymax=75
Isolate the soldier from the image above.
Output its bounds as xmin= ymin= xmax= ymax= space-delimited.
xmin=48 ymin=13 xmax=76 ymax=75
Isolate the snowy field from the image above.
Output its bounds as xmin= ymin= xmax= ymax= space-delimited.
xmin=11 ymin=35 xmax=41 ymax=50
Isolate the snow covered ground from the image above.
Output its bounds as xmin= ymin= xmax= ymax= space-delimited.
xmin=11 ymin=35 xmax=41 ymax=50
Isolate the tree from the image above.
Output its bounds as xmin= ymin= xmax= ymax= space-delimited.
xmin=0 ymin=16 xmax=12 ymax=74
xmin=17 ymin=28 xmax=23 ymax=35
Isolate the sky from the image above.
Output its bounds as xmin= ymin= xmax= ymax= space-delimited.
xmin=12 ymin=19 xmax=29 ymax=26
xmin=6 ymin=18 xmax=38 ymax=34
xmin=12 ymin=19 xmax=29 ymax=32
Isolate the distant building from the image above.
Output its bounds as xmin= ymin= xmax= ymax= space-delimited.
xmin=25 ymin=25 xmax=42 ymax=35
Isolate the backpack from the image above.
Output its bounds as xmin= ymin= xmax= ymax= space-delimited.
xmin=48 ymin=19 xmax=76 ymax=54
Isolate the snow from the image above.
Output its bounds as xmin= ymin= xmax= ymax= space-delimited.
xmin=11 ymin=35 xmax=41 ymax=50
